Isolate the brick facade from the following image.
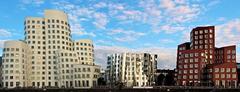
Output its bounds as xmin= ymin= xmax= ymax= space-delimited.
xmin=176 ymin=26 xmax=238 ymax=87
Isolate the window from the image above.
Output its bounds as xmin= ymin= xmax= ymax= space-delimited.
xmin=183 ymin=75 xmax=187 ymax=79
xmin=195 ymin=41 xmax=198 ymax=44
xmin=232 ymin=50 xmax=236 ymax=54
xmin=209 ymin=29 xmax=213 ymax=33
xmin=232 ymin=74 xmax=236 ymax=78
xmin=224 ymin=68 xmax=230 ymax=73
xmin=221 ymin=68 xmax=225 ymax=72
xmin=190 ymin=64 xmax=193 ymax=68
xmin=194 ymin=69 xmax=198 ymax=73
xmin=195 ymin=53 xmax=198 ymax=57
xmin=194 ymin=75 xmax=198 ymax=79
xmin=226 ymin=74 xmax=231 ymax=78
xmin=183 ymin=70 xmax=187 ymax=74
xmin=189 ymin=70 xmax=193 ymax=73
xmin=209 ymin=34 xmax=213 ymax=38
xmin=215 ymin=74 xmax=219 ymax=78
xmin=227 ymin=55 xmax=231 ymax=59
xmin=194 ymin=58 xmax=198 ymax=62
xmin=232 ymin=68 xmax=236 ymax=72
xmin=232 ymin=55 xmax=235 ymax=59
xmin=221 ymin=74 xmax=225 ymax=78
xmin=215 ymin=68 xmax=219 ymax=72
xmin=189 ymin=75 xmax=193 ymax=79
xmin=184 ymin=65 xmax=188 ymax=68
xmin=204 ymin=30 xmax=208 ymax=33
xmin=194 ymin=31 xmax=198 ymax=34
xmin=194 ymin=64 xmax=198 ymax=68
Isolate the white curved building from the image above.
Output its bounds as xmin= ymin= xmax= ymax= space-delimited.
xmin=2 ymin=41 xmax=32 ymax=88
xmin=1 ymin=10 xmax=100 ymax=88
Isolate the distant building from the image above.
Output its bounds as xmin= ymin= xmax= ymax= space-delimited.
xmin=99 ymin=68 xmax=106 ymax=80
xmin=155 ymin=69 xmax=175 ymax=86
xmin=0 ymin=56 xmax=2 ymax=87
xmin=1 ymin=10 xmax=100 ymax=88
xmin=106 ymin=53 xmax=157 ymax=87
xmin=176 ymin=26 xmax=238 ymax=87
xmin=237 ymin=63 xmax=240 ymax=85
xmin=155 ymin=69 xmax=175 ymax=76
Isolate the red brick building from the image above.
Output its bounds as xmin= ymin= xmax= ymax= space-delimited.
xmin=176 ymin=26 xmax=238 ymax=87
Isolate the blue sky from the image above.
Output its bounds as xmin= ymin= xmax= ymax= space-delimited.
xmin=0 ymin=0 xmax=240 ymax=69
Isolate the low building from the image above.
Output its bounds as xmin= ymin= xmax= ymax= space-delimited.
xmin=106 ymin=53 xmax=157 ymax=87
xmin=73 ymin=64 xmax=100 ymax=88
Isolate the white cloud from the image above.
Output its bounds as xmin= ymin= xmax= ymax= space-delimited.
xmin=159 ymin=39 xmax=175 ymax=43
xmin=21 ymin=0 xmax=44 ymax=5
xmin=0 ymin=29 xmax=12 ymax=37
xmin=19 ymin=0 xmax=44 ymax=9
xmin=153 ymin=25 xmax=186 ymax=34
xmin=217 ymin=17 xmax=226 ymax=22
xmin=94 ymin=2 xmax=107 ymax=8
xmin=94 ymin=46 xmax=176 ymax=69
xmin=108 ymin=29 xmax=146 ymax=42
xmin=160 ymin=0 xmax=202 ymax=24
xmin=215 ymin=19 xmax=240 ymax=47
xmin=71 ymin=23 xmax=96 ymax=37
xmin=160 ymin=0 xmax=176 ymax=10
xmin=207 ymin=0 xmax=220 ymax=7
xmin=53 ymin=1 xmax=106 ymax=37
xmin=93 ymin=12 xmax=108 ymax=29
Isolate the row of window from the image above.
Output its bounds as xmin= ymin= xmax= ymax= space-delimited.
xmin=31 ymin=76 xmax=58 ymax=80
xmin=192 ymin=34 xmax=213 ymax=40
xmin=179 ymin=52 xmax=204 ymax=58
xmin=75 ymin=42 xmax=93 ymax=47
xmin=3 ymin=81 xmax=22 ymax=87
xmin=178 ymin=64 xmax=199 ymax=69
xmin=74 ymin=74 xmax=92 ymax=79
xmin=27 ymin=35 xmax=71 ymax=41
xmin=75 ymin=47 xmax=93 ymax=51
xmin=26 ymin=29 xmax=70 ymax=36
xmin=31 ymin=81 xmax=58 ymax=87
xmin=214 ymin=68 xmax=236 ymax=73
xmin=178 ymin=69 xmax=199 ymax=74
xmin=2 ymin=59 xmax=25 ymax=63
xmin=2 ymin=53 xmax=24 ymax=58
xmin=193 ymin=29 xmax=213 ymax=35
xmin=215 ymin=49 xmax=236 ymax=55
xmin=74 ymin=80 xmax=93 ymax=87
xmin=194 ymin=39 xmax=213 ymax=45
xmin=77 ymin=52 xmax=93 ymax=56
xmin=25 ymin=25 xmax=70 ymax=31
xmin=3 ymin=76 xmax=25 ymax=80
xmin=215 ymin=74 xmax=237 ymax=78
xmin=31 ymin=45 xmax=72 ymax=52
xmin=178 ymin=75 xmax=199 ymax=79
xmin=3 ymin=70 xmax=24 ymax=75
xmin=25 ymin=19 xmax=68 ymax=25
xmin=74 ymin=67 xmax=91 ymax=72
xmin=3 ymin=48 xmax=25 ymax=52
xmin=193 ymin=45 xmax=214 ymax=49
